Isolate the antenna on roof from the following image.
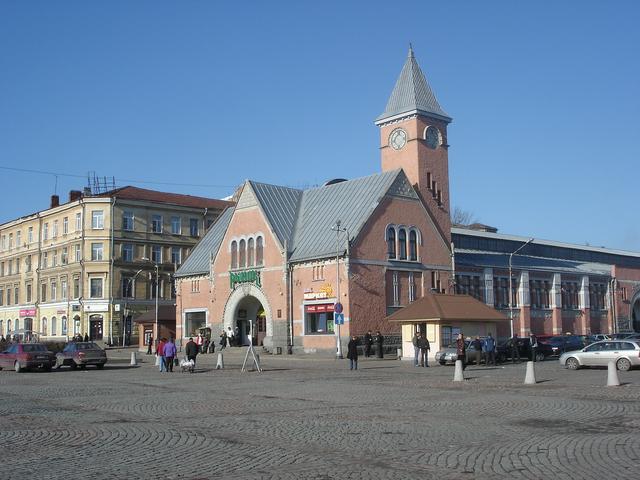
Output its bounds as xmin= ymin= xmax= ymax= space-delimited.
xmin=87 ymin=171 xmax=116 ymax=195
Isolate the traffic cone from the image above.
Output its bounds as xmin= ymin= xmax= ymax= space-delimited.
xmin=524 ymin=361 xmax=536 ymax=384
xmin=453 ymin=360 xmax=465 ymax=381
xmin=607 ymin=360 xmax=620 ymax=387
xmin=216 ymin=352 xmax=224 ymax=370
xmin=130 ymin=352 xmax=137 ymax=366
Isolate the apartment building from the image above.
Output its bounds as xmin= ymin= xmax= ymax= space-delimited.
xmin=0 ymin=187 xmax=231 ymax=345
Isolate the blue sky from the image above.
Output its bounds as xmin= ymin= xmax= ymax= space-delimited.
xmin=1 ymin=1 xmax=639 ymax=251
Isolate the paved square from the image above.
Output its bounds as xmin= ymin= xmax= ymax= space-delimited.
xmin=1 ymin=349 xmax=639 ymax=479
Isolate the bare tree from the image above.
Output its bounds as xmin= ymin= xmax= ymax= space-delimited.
xmin=451 ymin=207 xmax=478 ymax=226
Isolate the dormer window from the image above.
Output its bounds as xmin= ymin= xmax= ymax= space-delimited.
xmin=386 ymin=225 xmax=420 ymax=262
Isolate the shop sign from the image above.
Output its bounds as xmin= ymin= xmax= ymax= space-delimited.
xmin=84 ymin=303 xmax=109 ymax=312
xmin=230 ymin=269 xmax=261 ymax=289
xmin=303 ymin=283 xmax=334 ymax=300
xmin=57 ymin=310 xmax=67 ymax=315
xmin=304 ymin=304 xmax=335 ymax=313
xmin=19 ymin=308 xmax=36 ymax=317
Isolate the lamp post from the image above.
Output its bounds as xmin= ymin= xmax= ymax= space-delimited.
xmin=331 ymin=220 xmax=349 ymax=359
xmin=122 ymin=268 xmax=145 ymax=347
xmin=508 ymin=238 xmax=534 ymax=338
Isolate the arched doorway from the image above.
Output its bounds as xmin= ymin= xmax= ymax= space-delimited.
xmin=223 ymin=284 xmax=272 ymax=348
xmin=632 ymin=297 xmax=640 ymax=333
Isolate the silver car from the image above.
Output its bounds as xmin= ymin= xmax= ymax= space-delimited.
xmin=559 ymin=340 xmax=640 ymax=371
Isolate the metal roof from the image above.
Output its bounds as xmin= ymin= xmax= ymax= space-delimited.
xmin=455 ymin=250 xmax=612 ymax=276
xmin=375 ymin=47 xmax=451 ymax=124
xmin=289 ymin=169 xmax=408 ymax=262
xmin=175 ymin=207 xmax=234 ymax=277
xmin=249 ymin=181 xmax=303 ymax=248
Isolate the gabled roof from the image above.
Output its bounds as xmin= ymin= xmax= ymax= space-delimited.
xmin=97 ymin=186 xmax=232 ymax=210
xmin=249 ymin=181 xmax=303 ymax=248
xmin=375 ymin=47 xmax=451 ymax=124
xmin=289 ymin=169 xmax=415 ymax=262
xmin=175 ymin=207 xmax=234 ymax=278
xmin=387 ymin=292 xmax=508 ymax=323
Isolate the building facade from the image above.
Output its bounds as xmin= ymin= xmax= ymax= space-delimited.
xmin=0 ymin=187 xmax=231 ymax=344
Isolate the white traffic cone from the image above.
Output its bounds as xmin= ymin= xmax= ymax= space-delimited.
xmin=607 ymin=360 xmax=620 ymax=387
xmin=130 ymin=352 xmax=137 ymax=366
xmin=216 ymin=352 xmax=224 ymax=370
xmin=453 ymin=359 xmax=465 ymax=382
xmin=524 ymin=361 xmax=536 ymax=384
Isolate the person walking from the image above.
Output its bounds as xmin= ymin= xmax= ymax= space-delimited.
xmin=419 ymin=334 xmax=430 ymax=367
xmin=456 ymin=333 xmax=467 ymax=370
xmin=471 ymin=336 xmax=483 ymax=366
xmin=483 ymin=333 xmax=496 ymax=366
xmin=529 ymin=332 xmax=539 ymax=362
xmin=195 ymin=334 xmax=204 ymax=353
xmin=509 ymin=333 xmax=521 ymax=363
xmin=185 ymin=337 xmax=198 ymax=368
xmin=375 ymin=330 xmax=384 ymax=359
xmin=83 ymin=333 xmax=89 ymax=342
xmin=219 ymin=330 xmax=228 ymax=350
xmin=412 ymin=331 xmax=421 ymax=367
xmin=347 ymin=335 xmax=359 ymax=370
xmin=157 ymin=337 xmax=167 ymax=372
xmin=164 ymin=337 xmax=177 ymax=373
xmin=363 ymin=331 xmax=373 ymax=358
xmin=146 ymin=335 xmax=153 ymax=355
xmin=227 ymin=326 xmax=235 ymax=347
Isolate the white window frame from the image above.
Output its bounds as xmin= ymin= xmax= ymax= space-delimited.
xmin=91 ymin=243 xmax=103 ymax=261
xmin=171 ymin=216 xmax=181 ymax=235
xmin=92 ymin=210 xmax=104 ymax=230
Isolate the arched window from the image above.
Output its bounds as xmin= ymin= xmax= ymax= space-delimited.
xmin=409 ymin=230 xmax=418 ymax=261
xmin=41 ymin=317 xmax=47 ymax=336
xmin=398 ymin=229 xmax=407 ymax=260
xmin=256 ymin=236 xmax=264 ymax=266
xmin=62 ymin=316 xmax=68 ymax=336
xmin=247 ymin=238 xmax=255 ymax=267
xmin=230 ymin=241 xmax=238 ymax=269
xmin=51 ymin=316 xmax=57 ymax=336
xmin=14 ymin=319 xmax=19 ymax=331
xmin=386 ymin=227 xmax=396 ymax=259
xmin=7 ymin=319 xmax=12 ymax=334
xmin=73 ymin=315 xmax=80 ymax=335
xmin=239 ymin=239 xmax=246 ymax=268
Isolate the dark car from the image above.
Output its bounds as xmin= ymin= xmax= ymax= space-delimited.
xmin=496 ymin=337 xmax=553 ymax=362
xmin=0 ymin=343 xmax=56 ymax=372
xmin=538 ymin=335 xmax=585 ymax=357
xmin=55 ymin=342 xmax=107 ymax=370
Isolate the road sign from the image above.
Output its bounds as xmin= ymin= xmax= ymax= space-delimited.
xmin=334 ymin=302 xmax=343 ymax=314
xmin=334 ymin=313 xmax=344 ymax=325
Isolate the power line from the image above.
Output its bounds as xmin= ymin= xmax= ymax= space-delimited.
xmin=0 ymin=166 xmax=237 ymax=189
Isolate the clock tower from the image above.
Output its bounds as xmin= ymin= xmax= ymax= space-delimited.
xmin=376 ymin=47 xmax=452 ymax=242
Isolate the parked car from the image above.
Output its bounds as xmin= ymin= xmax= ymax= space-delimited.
xmin=538 ymin=335 xmax=585 ymax=356
xmin=55 ymin=342 xmax=107 ymax=370
xmin=435 ymin=338 xmax=490 ymax=365
xmin=496 ymin=337 xmax=553 ymax=363
xmin=0 ymin=343 xmax=56 ymax=372
xmin=559 ymin=340 xmax=640 ymax=371
xmin=590 ymin=334 xmax=611 ymax=342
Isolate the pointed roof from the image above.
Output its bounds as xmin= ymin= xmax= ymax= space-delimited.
xmin=375 ymin=47 xmax=451 ymax=124
xmin=249 ymin=181 xmax=303 ymax=248
xmin=386 ymin=292 xmax=507 ymax=323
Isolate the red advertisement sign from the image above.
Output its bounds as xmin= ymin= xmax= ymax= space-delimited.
xmin=304 ymin=304 xmax=335 ymax=313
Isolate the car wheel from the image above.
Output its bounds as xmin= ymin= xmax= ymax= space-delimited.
xmin=96 ymin=363 xmax=104 ymax=370
xmin=616 ymin=358 xmax=632 ymax=372
xmin=439 ymin=361 xmax=446 ymax=366
xmin=14 ymin=361 xmax=23 ymax=373
xmin=535 ymin=352 xmax=545 ymax=362
xmin=79 ymin=364 xmax=87 ymax=370
xmin=565 ymin=357 xmax=580 ymax=370
xmin=43 ymin=366 xmax=52 ymax=372
xmin=70 ymin=361 xmax=78 ymax=370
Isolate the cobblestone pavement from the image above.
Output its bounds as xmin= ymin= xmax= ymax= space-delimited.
xmin=1 ymin=348 xmax=640 ymax=480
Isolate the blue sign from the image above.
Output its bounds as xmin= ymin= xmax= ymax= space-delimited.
xmin=334 ymin=302 xmax=343 ymax=314
xmin=334 ymin=313 xmax=344 ymax=325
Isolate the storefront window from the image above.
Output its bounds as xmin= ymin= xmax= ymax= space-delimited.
xmin=185 ymin=311 xmax=206 ymax=337
xmin=304 ymin=304 xmax=335 ymax=334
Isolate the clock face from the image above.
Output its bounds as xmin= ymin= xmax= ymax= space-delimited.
xmin=389 ymin=128 xmax=407 ymax=150
xmin=425 ymin=126 xmax=440 ymax=149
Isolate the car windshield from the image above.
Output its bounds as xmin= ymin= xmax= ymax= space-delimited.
xmin=76 ymin=342 xmax=100 ymax=350
xmin=22 ymin=344 xmax=47 ymax=352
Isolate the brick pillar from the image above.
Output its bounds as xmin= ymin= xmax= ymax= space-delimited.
xmin=579 ymin=276 xmax=591 ymax=334
xmin=483 ymin=268 xmax=494 ymax=307
xmin=550 ymin=273 xmax=562 ymax=335
xmin=517 ymin=271 xmax=530 ymax=336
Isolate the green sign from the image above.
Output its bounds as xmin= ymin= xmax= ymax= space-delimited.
xmin=230 ymin=269 xmax=261 ymax=289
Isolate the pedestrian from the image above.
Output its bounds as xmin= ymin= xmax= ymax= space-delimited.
xmin=219 ymin=330 xmax=228 ymax=350
xmin=456 ymin=333 xmax=467 ymax=370
xmin=164 ymin=337 xmax=177 ymax=372
xmin=195 ymin=334 xmax=203 ymax=353
xmin=419 ymin=334 xmax=430 ymax=367
xmin=529 ymin=332 xmax=539 ymax=362
xmin=347 ymin=334 xmax=359 ymax=370
xmin=202 ymin=335 xmax=210 ymax=355
xmin=146 ymin=336 xmax=153 ymax=355
xmin=412 ymin=331 xmax=421 ymax=367
xmin=185 ymin=337 xmax=198 ymax=369
xmin=483 ymin=333 xmax=496 ymax=366
xmin=234 ymin=326 xmax=240 ymax=345
xmin=84 ymin=333 xmax=89 ymax=342
xmin=375 ymin=330 xmax=384 ymax=358
xmin=509 ymin=333 xmax=521 ymax=363
xmin=363 ymin=330 xmax=373 ymax=357
xmin=157 ymin=337 xmax=167 ymax=372
xmin=471 ymin=336 xmax=482 ymax=365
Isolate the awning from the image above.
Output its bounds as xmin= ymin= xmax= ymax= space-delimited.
xmin=387 ymin=292 xmax=508 ymax=323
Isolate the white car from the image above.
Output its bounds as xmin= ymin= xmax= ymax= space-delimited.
xmin=559 ymin=340 xmax=640 ymax=371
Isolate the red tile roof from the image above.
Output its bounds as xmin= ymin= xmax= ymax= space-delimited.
xmin=387 ymin=292 xmax=508 ymax=323
xmin=97 ymin=186 xmax=233 ymax=209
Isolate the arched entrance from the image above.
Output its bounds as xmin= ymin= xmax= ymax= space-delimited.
xmin=223 ymin=284 xmax=273 ymax=348
xmin=632 ymin=296 xmax=640 ymax=333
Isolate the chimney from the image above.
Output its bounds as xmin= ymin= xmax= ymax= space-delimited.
xmin=50 ymin=195 xmax=60 ymax=208
xmin=69 ymin=190 xmax=82 ymax=202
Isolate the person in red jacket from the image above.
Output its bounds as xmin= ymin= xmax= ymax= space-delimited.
xmin=156 ymin=338 xmax=167 ymax=372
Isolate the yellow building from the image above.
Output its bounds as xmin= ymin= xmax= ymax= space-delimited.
xmin=0 ymin=187 xmax=231 ymax=345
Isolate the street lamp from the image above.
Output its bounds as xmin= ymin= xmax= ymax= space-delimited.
xmin=508 ymin=238 xmax=534 ymax=337
xmin=331 ymin=220 xmax=349 ymax=359
xmin=122 ymin=268 xmax=145 ymax=347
